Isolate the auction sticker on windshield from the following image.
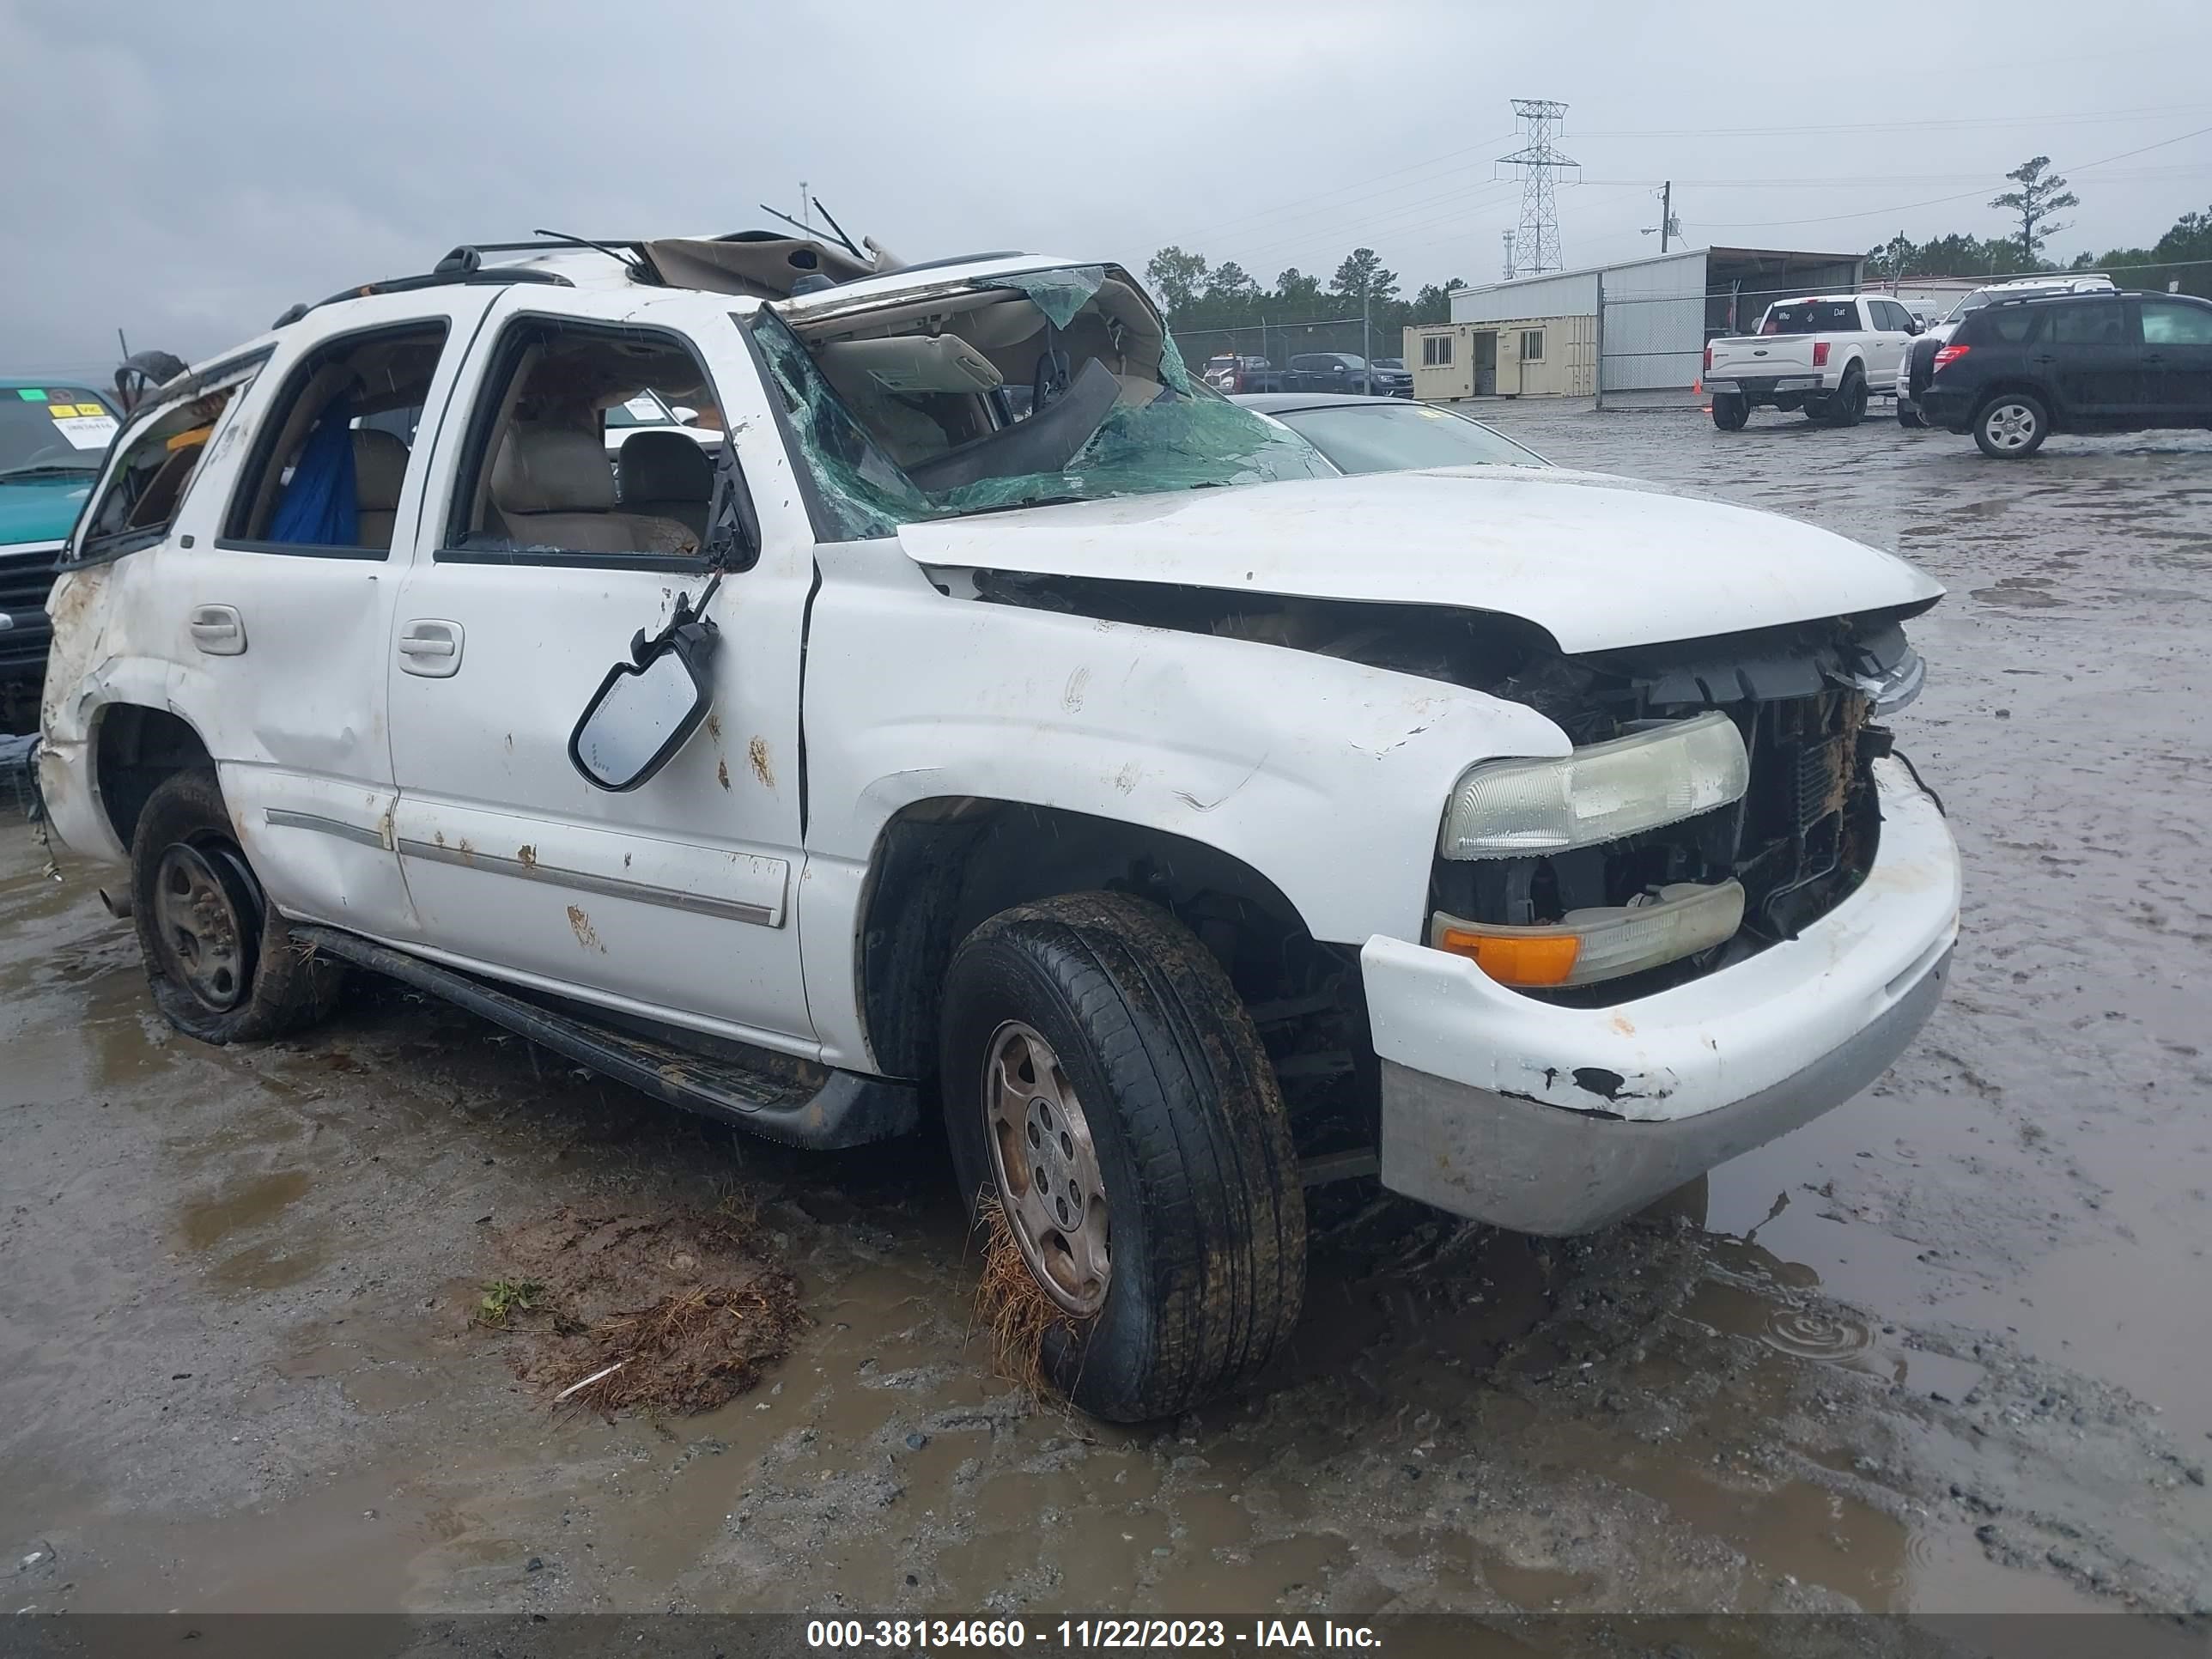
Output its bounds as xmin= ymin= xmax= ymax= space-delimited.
xmin=50 ymin=411 xmax=118 ymax=448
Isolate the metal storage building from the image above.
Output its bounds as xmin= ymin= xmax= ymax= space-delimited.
xmin=1447 ymin=246 xmax=1865 ymax=394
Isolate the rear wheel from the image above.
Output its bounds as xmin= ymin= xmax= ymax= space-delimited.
xmin=1898 ymin=401 xmax=1928 ymax=429
xmin=1973 ymin=392 xmax=2048 ymax=459
xmin=129 ymin=770 xmax=344 ymax=1044
xmin=940 ymin=891 xmax=1304 ymax=1422
xmin=1711 ymin=392 xmax=1748 ymax=431
xmin=1824 ymin=369 xmax=1868 ymax=427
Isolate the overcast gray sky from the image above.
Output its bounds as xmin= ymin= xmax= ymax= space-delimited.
xmin=5 ymin=0 xmax=2209 ymax=373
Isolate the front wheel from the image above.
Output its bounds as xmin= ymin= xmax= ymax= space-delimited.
xmin=939 ymin=892 xmax=1305 ymax=1422
xmin=1974 ymin=392 xmax=2049 ymax=458
xmin=129 ymin=770 xmax=344 ymax=1043
xmin=1711 ymin=392 xmax=1748 ymax=431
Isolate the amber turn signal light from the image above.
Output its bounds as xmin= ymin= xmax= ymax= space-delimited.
xmin=1432 ymin=927 xmax=1581 ymax=987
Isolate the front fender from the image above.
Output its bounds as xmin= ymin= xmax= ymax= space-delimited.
xmin=803 ymin=546 xmax=1570 ymax=946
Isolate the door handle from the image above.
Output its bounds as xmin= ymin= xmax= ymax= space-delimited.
xmin=398 ymin=619 xmax=464 ymax=678
xmin=188 ymin=605 xmax=246 ymax=656
xmin=2141 ymin=352 xmax=2166 ymax=365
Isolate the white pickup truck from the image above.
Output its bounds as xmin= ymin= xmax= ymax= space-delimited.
xmin=1704 ymin=294 xmax=1923 ymax=431
xmin=36 ymin=234 xmax=1959 ymax=1421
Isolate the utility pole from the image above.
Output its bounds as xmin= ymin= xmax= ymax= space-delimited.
xmin=1497 ymin=99 xmax=1577 ymax=275
xmin=1502 ymin=229 xmax=1516 ymax=282
xmin=1661 ymin=181 xmax=1672 ymax=253
xmin=799 ymin=181 xmax=811 ymax=233
xmin=1361 ymin=283 xmax=1371 ymax=394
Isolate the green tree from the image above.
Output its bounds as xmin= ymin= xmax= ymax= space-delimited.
xmin=1204 ymin=261 xmax=1259 ymax=301
xmin=1145 ymin=246 xmax=1210 ymax=314
xmin=1271 ymin=268 xmax=1324 ymax=312
xmin=1990 ymin=156 xmax=2080 ymax=264
xmin=1329 ymin=247 xmax=1401 ymax=308
xmin=1409 ymin=280 xmax=1462 ymax=324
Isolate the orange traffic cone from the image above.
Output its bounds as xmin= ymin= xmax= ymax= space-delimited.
xmin=1694 ymin=375 xmax=1709 ymax=411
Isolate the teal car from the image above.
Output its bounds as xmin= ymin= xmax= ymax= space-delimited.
xmin=3 ymin=380 xmax=118 ymax=723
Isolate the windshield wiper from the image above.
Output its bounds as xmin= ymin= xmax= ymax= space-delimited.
xmin=0 ymin=462 xmax=97 ymax=483
xmin=948 ymin=493 xmax=1090 ymax=518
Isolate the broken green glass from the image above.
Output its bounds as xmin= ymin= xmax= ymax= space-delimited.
xmin=749 ymin=302 xmax=1333 ymax=538
xmin=994 ymin=265 xmax=1106 ymax=330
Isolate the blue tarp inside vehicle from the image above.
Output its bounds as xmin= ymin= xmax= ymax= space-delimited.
xmin=268 ymin=396 xmax=359 ymax=546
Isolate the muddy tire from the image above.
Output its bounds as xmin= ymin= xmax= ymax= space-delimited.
xmin=1710 ymin=393 xmax=1747 ymax=432
xmin=1974 ymin=392 xmax=2048 ymax=459
xmin=129 ymin=770 xmax=343 ymax=1044
xmin=939 ymin=891 xmax=1305 ymax=1422
xmin=1824 ymin=368 xmax=1867 ymax=427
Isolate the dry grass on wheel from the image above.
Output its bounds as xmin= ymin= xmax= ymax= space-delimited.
xmin=969 ymin=1195 xmax=1075 ymax=1395
xmin=477 ymin=1205 xmax=803 ymax=1415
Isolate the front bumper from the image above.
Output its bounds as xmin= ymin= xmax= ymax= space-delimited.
xmin=1363 ymin=758 xmax=1959 ymax=1234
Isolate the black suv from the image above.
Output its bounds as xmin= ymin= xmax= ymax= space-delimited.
xmin=1284 ymin=353 xmax=1411 ymax=398
xmin=1920 ymin=289 xmax=2212 ymax=457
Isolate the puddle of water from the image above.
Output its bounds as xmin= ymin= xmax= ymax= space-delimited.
xmin=176 ymin=1169 xmax=315 ymax=1253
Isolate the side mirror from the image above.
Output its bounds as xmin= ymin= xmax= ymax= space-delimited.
xmin=568 ymin=587 xmax=720 ymax=792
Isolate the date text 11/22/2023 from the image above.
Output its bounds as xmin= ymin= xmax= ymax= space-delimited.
xmin=805 ymin=1620 xmax=1383 ymax=1650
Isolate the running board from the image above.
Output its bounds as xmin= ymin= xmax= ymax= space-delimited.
xmin=289 ymin=926 xmax=916 ymax=1151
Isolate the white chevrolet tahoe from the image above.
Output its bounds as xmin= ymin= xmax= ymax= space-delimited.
xmin=1704 ymin=294 xmax=1922 ymax=430
xmin=37 ymin=233 xmax=1960 ymax=1420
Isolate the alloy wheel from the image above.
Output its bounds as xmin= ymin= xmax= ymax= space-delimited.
xmin=1983 ymin=402 xmax=2039 ymax=451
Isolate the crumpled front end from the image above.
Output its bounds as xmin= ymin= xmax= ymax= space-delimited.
xmin=1364 ymin=758 xmax=1959 ymax=1233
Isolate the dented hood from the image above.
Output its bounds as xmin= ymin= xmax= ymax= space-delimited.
xmin=896 ymin=467 xmax=1942 ymax=653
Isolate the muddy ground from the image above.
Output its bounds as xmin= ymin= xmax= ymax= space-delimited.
xmin=3 ymin=405 xmax=2209 ymax=1621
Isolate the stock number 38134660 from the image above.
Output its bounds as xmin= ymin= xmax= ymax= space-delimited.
xmin=805 ymin=1620 xmax=1233 ymax=1649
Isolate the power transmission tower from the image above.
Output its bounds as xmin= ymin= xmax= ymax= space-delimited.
xmin=1497 ymin=100 xmax=1577 ymax=275
xmin=1501 ymin=229 xmax=1516 ymax=282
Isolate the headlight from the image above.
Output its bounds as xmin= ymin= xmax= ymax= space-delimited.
xmin=1439 ymin=710 xmax=1750 ymax=860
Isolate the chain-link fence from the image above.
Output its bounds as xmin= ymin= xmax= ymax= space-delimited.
xmin=1169 ymin=315 xmax=1382 ymax=372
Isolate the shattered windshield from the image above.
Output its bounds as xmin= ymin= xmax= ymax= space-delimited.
xmin=750 ymin=271 xmax=1334 ymax=541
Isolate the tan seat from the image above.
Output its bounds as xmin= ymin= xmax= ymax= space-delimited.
xmin=489 ymin=425 xmax=696 ymax=556
xmin=351 ymin=429 xmax=409 ymax=550
xmin=617 ymin=431 xmax=713 ymax=543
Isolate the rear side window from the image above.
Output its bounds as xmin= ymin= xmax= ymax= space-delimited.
xmin=1965 ymin=306 xmax=2044 ymax=345
xmin=74 ymin=356 xmax=265 ymax=562
xmin=222 ymin=321 xmax=450 ymax=557
xmin=2141 ymin=299 xmax=2212 ymax=346
xmin=2048 ymin=303 xmax=2123 ymax=347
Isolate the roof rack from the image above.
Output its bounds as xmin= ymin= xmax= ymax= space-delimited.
xmin=1990 ymin=287 xmax=2124 ymax=307
xmin=274 ymin=245 xmax=590 ymax=329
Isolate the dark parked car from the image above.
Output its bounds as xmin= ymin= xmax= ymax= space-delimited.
xmin=1284 ymin=352 xmax=1411 ymax=398
xmin=1232 ymin=393 xmax=1546 ymax=472
xmin=1918 ymin=290 xmax=2212 ymax=458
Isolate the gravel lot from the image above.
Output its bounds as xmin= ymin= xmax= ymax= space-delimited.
xmin=4 ymin=402 xmax=2209 ymax=1621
